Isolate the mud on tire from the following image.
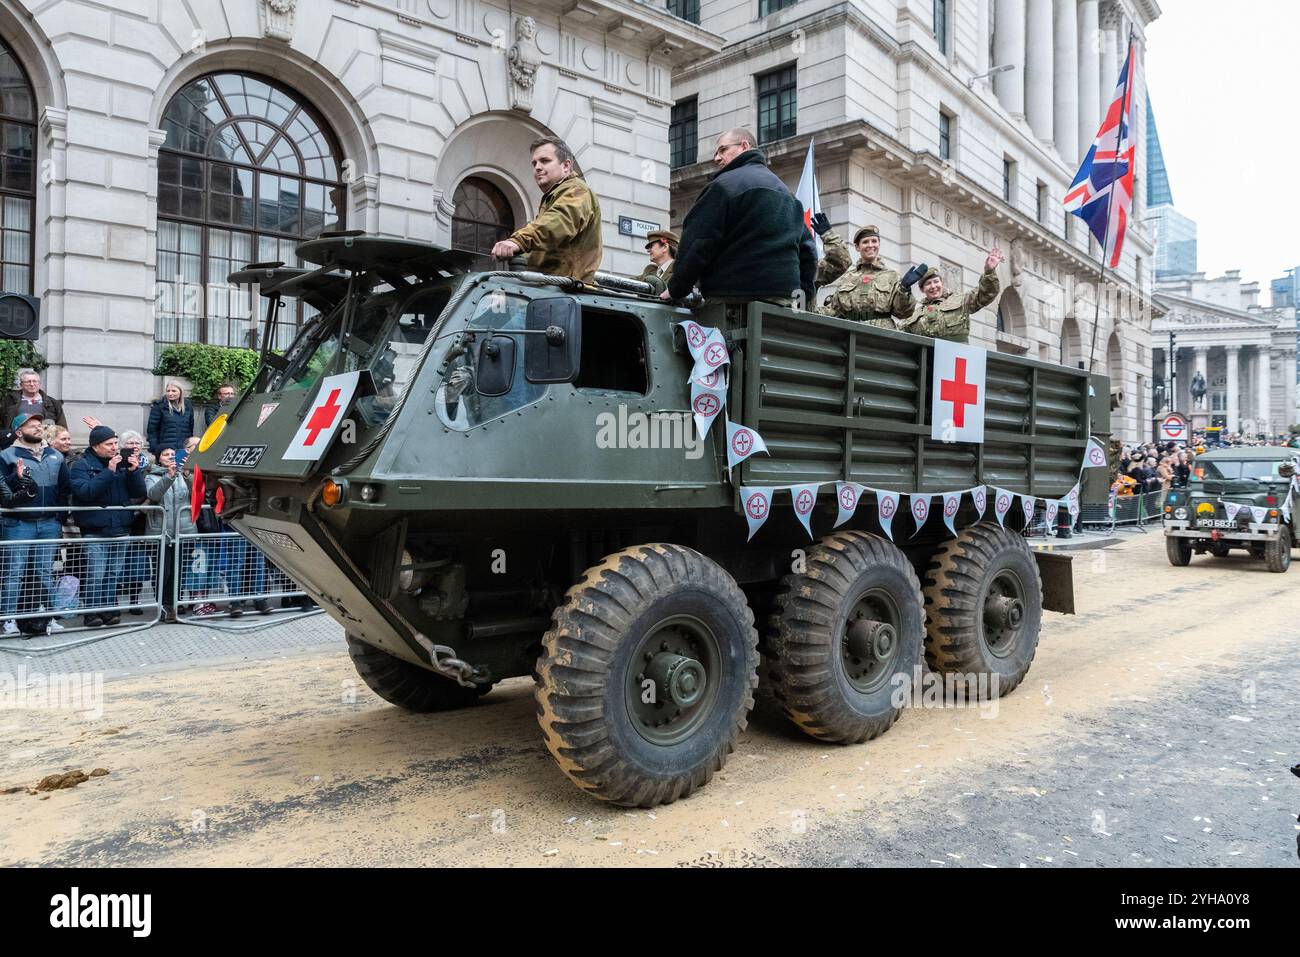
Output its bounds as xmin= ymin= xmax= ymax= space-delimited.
xmin=922 ymin=523 xmax=1043 ymax=697
xmin=535 ymin=543 xmax=759 ymax=808
xmin=347 ymin=635 xmax=490 ymax=712
xmin=766 ymin=531 xmax=925 ymax=745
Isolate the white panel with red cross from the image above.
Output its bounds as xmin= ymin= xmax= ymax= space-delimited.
xmin=282 ymin=371 xmax=362 ymax=461
xmin=929 ymin=340 xmax=988 ymax=444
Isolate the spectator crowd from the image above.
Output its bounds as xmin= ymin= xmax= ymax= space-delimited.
xmin=0 ymin=372 xmax=302 ymax=639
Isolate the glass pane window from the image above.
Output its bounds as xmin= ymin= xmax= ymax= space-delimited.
xmin=451 ymin=177 xmax=515 ymax=268
xmin=670 ymin=98 xmax=697 ymax=169
xmin=157 ymin=71 xmax=346 ymax=345
xmin=0 ymin=40 xmax=34 ymax=296
xmin=757 ymin=65 xmax=797 ymax=144
xmin=666 ymin=0 xmax=699 ymax=23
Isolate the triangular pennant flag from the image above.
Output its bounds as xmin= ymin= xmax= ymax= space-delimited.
xmin=689 ymin=368 xmax=727 ymax=440
xmin=690 ymin=332 xmax=731 ymax=381
xmin=992 ymin=488 xmax=1014 ymax=527
xmin=740 ymin=486 xmax=774 ymax=542
xmin=972 ymin=485 xmax=988 ymax=520
xmin=790 ymin=483 xmax=820 ymax=539
xmin=1066 ymin=483 xmax=1081 ymax=519
xmin=1045 ymin=499 xmax=1059 ymax=530
xmin=725 ymin=419 xmax=769 ymax=471
xmin=834 ymin=481 xmax=864 ymax=528
xmin=909 ymin=494 xmax=931 ymax=537
xmin=1021 ymin=495 xmax=1036 ymax=528
xmin=678 ymin=319 xmax=712 ymax=359
xmin=1223 ymin=502 xmax=1240 ymax=521
xmin=876 ymin=489 xmax=901 ymax=541
xmin=1249 ymin=506 xmax=1268 ymax=524
xmin=1084 ymin=437 xmax=1108 ymax=469
xmin=941 ymin=491 xmax=962 ymax=536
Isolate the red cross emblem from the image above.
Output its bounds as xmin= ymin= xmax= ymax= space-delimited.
xmin=1088 ymin=447 xmax=1105 ymax=466
xmin=912 ymin=498 xmax=928 ymax=520
xmin=944 ymin=497 xmax=958 ymax=516
xmin=696 ymin=370 xmax=721 ymax=388
xmin=731 ymin=429 xmax=753 ymax=457
xmin=693 ymin=394 xmax=720 ymax=416
xmin=997 ymin=494 xmax=1010 ymax=513
xmin=686 ymin=323 xmax=705 ymax=348
xmin=746 ymin=492 xmax=768 ymax=519
xmin=974 ymin=490 xmax=986 ymax=511
xmin=1069 ymin=489 xmax=1079 ymax=507
xmin=839 ymin=485 xmax=857 ymax=509
xmin=704 ymin=343 xmax=727 ymax=368
xmin=303 ymin=388 xmax=343 ymax=446
xmin=939 ymin=357 xmax=980 ymax=428
xmin=795 ymin=490 xmax=814 ymax=515
xmin=880 ymin=497 xmax=896 ymax=518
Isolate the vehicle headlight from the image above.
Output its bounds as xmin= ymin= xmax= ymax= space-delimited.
xmin=198 ymin=413 xmax=227 ymax=453
xmin=1174 ymin=507 xmax=1188 ymax=520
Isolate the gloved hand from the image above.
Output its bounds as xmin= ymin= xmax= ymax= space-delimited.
xmin=900 ymin=262 xmax=929 ymax=290
xmin=810 ymin=212 xmax=832 ymax=236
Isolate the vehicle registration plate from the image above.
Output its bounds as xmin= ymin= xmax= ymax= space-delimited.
xmin=218 ymin=445 xmax=267 ymax=468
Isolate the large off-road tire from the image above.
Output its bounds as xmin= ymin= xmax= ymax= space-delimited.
xmin=347 ymin=635 xmax=490 ymax=712
xmin=535 ymin=544 xmax=759 ymax=807
xmin=1264 ymin=525 xmax=1292 ymax=573
xmin=922 ymin=523 xmax=1042 ymax=697
xmin=766 ymin=531 xmax=924 ymax=744
xmin=1166 ymin=535 xmax=1192 ymax=566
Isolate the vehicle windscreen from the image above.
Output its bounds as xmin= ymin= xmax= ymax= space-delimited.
xmin=1197 ymin=459 xmax=1284 ymax=481
xmin=266 ymin=278 xmax=453 ymax=426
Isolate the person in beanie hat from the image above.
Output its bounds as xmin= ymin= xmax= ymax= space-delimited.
xmin=69 ymin=424 xmax=147 ymax=627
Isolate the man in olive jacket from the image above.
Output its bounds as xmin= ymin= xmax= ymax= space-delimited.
xmin=491 ymin=137 xmax=602 ymax=282
xmin=667 ymin=129 xmax=816 ymax=306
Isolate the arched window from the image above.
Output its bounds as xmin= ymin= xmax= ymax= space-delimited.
xmin=156 ymin=72 xmax=345 ymax=349
xmin=451 ymin=176 xmax=514 ymax=268
xmin=0 ymin=38 xmax=35 ymax=296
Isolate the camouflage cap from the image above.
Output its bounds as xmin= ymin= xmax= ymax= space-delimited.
xmin=921 ymin=267 xmax=940 ymax=284
xmin=852 ymin=225 xmax=880 ymax=244
xmin=644 ymin=229 xmax=679 ymax=249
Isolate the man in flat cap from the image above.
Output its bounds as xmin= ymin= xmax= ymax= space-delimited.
xmin=818 ymin=225 xmax=927 ymax=328
xmin=639 ymin=230 xmax=677 ymax=286
xmin=911 ymin=246 xmax=1004 ymax=343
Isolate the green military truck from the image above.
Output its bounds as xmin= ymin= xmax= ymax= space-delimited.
xmin=198 ymin=235 xmax=1102 ymax=807
xmin=1163 ymin=446 xmax=1298 ymax=572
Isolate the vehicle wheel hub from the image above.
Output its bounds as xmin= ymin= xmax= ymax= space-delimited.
xmin=646 ymin=652 xmax=707 ymax=709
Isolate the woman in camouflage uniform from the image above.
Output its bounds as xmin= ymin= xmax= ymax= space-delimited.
xmin=818 ymin=226 xmax=925 ymax=328
xmin=911 ymin=247 xmax=1005 ymax=343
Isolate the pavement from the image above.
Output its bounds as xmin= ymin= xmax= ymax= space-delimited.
xmin=0 ymin=531 xmax=1296 ymax=867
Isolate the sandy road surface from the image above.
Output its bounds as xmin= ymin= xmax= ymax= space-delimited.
xmin=1 ymin=532 xmax=1297 ymax=867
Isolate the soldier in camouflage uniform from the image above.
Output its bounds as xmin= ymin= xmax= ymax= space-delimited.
xmin=492 ymin=137 xmax=602 ymax=283
xmin=911 ymin=246 xmax=1004 ymax=343
xmin=818 ymin=226 xmax=927 ymax=328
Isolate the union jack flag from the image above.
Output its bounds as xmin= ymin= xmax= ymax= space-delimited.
xmin=1064 ymin=40 xmax=1141 ymax=269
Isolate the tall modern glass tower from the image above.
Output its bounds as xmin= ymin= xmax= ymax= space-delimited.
xmin=1145 ymin=97 xmax=1198 ymax=278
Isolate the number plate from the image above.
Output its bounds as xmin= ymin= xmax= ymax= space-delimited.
xmin=218 ymin=445 xmax=267 ymax=468
xmin=1206 ymin=520 xmax=1239 ymax=528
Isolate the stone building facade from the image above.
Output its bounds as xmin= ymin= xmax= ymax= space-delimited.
xmin=1152 ymin=272 xmax=1297 ymax=437
xmin=669 ymin=0 xmax=1161 ymax=442
xmin=0 ymin=0 xmax=720 ymax=437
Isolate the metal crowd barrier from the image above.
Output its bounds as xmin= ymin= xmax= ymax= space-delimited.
xmin=1079 ymin=489 xmax=1170 ymax=533
xmin=0 ymin=505 xmax=164 ymax=653
xmin=172 ymin=508 xmax=321 ymax=631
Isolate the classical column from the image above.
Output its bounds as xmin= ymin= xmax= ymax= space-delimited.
xmin=977 ymin=0 xmax=992 ymax=73
xmin=1053 ymin=0 xmax=1079 ymax=161
xmin=1192 ymin=345 xmax=1208 ymax=415
xmin=1255 ymin=347 xmax=1271 ymax=435
xmin=994 ymin=0 xmax=1026 ymax=115
xmin=1225 ymin=345 xmax=1240 ymax=433
xmin=1099 ymin=3 xmax=1120 ymax=116
xmin=1025 ymin=0 xmax=1054 ymax=140
xmin=1077 ymin=0 xmax=1101 ymax=154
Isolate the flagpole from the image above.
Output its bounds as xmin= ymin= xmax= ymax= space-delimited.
xmin=1086 ymin=28 xmax=1136 ymax=374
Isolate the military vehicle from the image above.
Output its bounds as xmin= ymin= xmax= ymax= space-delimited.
xmin=1163 ymin=446 xmax=1298 ymax=572
xmin=198 ymin=234 xmax=1102 ymax=807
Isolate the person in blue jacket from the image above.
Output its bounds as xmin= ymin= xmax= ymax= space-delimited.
xmin=70 ymin=425 xmax=147 ymax=627
xmin=146 ymin=381 xmax=195 ymax=457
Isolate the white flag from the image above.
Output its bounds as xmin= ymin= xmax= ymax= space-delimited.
xmin=972 ymin=485 xmax=988 ymax=519
xmin=690 ymin=333 xmax=731 ymax=381
xmin=690 ymin=368 xmax=727 ymax=440
xmin=941 ymin=491 xmax=962 ymax=536
xmin=725 ymin=419 xmax=769 ymax=471
xmin=1084 ymin=437 xmax=1108 ymax=469
xmin=1224 ymin=502 xmax=1241 ymax=522
xmin=283 ymin=371 xmax=361 ymax=461
xmin=930 ymin=340 xmax=988 ymax=444
xmin=834 ymin=481 xmax=864 ymax=528
xmin=791 ymin=483 xmax=820 ymax=539
xmin=1044 ymin=499 xmax=1059 ymax=530
xmin=678 ymin=320 xmax=712 ymax=359
xmin=794 ymin=140 xmax=824 ymax=260
xmin=909 ymin=494 xmax=931 ymax=537
xmin=1021 ymin=495 xmax=1036 ymax=528
xmin=992 ymin=487 xmax=1014 ymax=527
xmin=876 ymin=490 xmax=901 ymax=541
xmin=1249 ymin=506 xmax=1268 ymax=524
xmin=1066 ymin=483 xmax=1081 ymax=519
xmin=740 ymin=486 xmax=774 ymax=542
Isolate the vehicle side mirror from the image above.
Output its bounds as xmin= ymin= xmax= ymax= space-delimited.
xmin=525 ymin=297 xmax=581 ymax=383
xmin=476 ymin=334 xmax=516 ymax=397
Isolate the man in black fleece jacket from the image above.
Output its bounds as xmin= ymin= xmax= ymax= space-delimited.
xmin=667 ymin=128 xmax=816 ymax=305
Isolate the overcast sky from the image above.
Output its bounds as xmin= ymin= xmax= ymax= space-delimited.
xmin=1144 ymin=0 xmax=1298 ymax=300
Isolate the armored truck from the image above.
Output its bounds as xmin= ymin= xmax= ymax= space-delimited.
xmin=1163 ymin=446 xmax=1297 ymax=572
xmin=198 ymin=235 xmax=1103 ymax=807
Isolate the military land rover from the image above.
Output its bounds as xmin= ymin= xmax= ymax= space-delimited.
xmin=196 ymin=235 xmax=1103 ymax=807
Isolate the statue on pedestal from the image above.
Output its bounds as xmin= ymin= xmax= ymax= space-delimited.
xmin=1190 ymin=370 xmax=1207 ymax=410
